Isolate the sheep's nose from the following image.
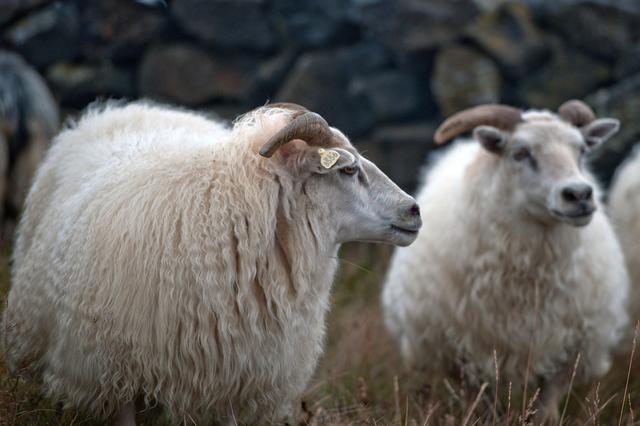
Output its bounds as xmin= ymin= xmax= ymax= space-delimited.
xmin=561 ymin=183 xmax=593 ymax=203
xmin=398 ymin=202 xmax=422 ymax=231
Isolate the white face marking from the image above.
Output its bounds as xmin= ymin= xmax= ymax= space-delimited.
xmin=503 ymin=120 xmax=596 ymax=227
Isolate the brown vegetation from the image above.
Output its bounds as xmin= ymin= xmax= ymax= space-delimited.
xmin=0 ymin=242 xmax=638 ymax=425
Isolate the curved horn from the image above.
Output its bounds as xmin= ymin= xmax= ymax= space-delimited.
xmin=259 ymin=111 xmax=333 ymax=158
xmin=558 ymin=100 xmax=595 ymax=127
xmin=434 ymin=105 xmax=523 ymax=144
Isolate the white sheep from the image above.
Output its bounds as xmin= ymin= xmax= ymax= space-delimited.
xmin=0 ymin=50 xmax=59 ymax=224
xmin=609 ymin=145 xmax=640 ymax=319
xmin=382 ymin=100 xmax=629 ymax=421
xmin=1 ymin=101 xmax=422 ymax=425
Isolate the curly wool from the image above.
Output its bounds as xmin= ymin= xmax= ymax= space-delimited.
xmin=2 ymin=101 xmax=342 ymax=423
xmin=383 ymin=141 xmax=629 ymax=388
xmin=610 ymin=146 xmax=640 ymax=322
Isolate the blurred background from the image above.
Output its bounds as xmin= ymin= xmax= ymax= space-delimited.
xmin=2 ymin=0 xmax=640 ymax=201
xmin=1 ymin=0 xmax=640 ymax=423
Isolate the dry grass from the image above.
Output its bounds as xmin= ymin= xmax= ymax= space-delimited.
xmin=0 ymin=242 xmax=639 ymax=425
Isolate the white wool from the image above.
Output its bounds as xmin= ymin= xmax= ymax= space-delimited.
xmin=383 ymin=138 xmax=629 ymax=389
xmin=609 ymin=146 xmax=640 ymax=321
xmin=2 ymin=102 xmax=343 ymax=423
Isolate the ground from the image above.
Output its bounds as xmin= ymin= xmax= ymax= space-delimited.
xmin=0 ymin=242 xmax=638 ymax=425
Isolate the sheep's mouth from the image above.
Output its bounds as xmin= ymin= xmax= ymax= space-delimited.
xmin=551 ymin=207 xmax=596 ymax=219
xmin=550 ymin=207 xmax=596 ymax=227
xmin=390 ymin=224 xmax=420 ymax=235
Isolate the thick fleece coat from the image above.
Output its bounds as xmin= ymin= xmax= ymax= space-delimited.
xmin=383 ymin=141 xmax=629 ymax=388
xmin=2 ymin=102 xmax=345 ymax=423
xmin=610 ymin=146 xmax=640 ymax=318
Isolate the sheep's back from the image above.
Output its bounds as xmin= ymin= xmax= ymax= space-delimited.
xmin=3 ymin=102 xmax=328 ymax=421
xmin=3 ymin=103 xmax=245 ymax=414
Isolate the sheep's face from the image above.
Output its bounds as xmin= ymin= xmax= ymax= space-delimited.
xmin=279 ymin=130 xmax=422 ymax=247
xmin=474 ymin=115 xmax=619 ymax=227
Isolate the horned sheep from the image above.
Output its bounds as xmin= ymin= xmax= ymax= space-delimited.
xmin=1 ymin=101 xmax=422 ymax=424
xmin=382 ymin=100 xmax=629 ymax=420
xmin=610 ymin=145 xmax=640 ymax=319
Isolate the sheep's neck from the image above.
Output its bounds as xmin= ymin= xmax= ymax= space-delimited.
xmin=268 ymin=192 xmax=339 ymax=312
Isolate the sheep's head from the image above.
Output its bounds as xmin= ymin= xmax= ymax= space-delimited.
xmin=258 ymin=103 xmax=421 ymax=246
xmin=435 ymin=100 xmax=620 ymax=227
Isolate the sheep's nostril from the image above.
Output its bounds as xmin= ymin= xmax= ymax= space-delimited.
xmin=562 ymin=184 xmax=593 ymax=203
xmin=584 ymin=186 xmax=593 ymax=200
xmin=562 ymin=188 xmax=578 ymax=202
xmin=409 ymin=204 xmax=421 ymax=217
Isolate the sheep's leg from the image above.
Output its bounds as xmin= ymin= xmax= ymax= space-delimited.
xmin=532 ymin=373 xmax=569 ymax=425
xmin=218 ymin=403 xmax=239 ymax=426
xmin=219 ymin=417 xmax=237 ymax=426
xmin=400 ymin=335 xmax=417 ymax=369
xmin=112 ymin=401 xmax=136 ymax=426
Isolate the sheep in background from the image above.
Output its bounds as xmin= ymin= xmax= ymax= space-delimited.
xmin=383 ymin=100 xmax=628 ymax=421
xmin=0 ymin=50 xmax=59 ymax=228
xmin=1 ymin=101 xmax=421 ymax=425
xmin=609 ymin=145 xmax=640 ymax=319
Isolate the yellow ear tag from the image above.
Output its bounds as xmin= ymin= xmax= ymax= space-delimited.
xmin=318 ymin=148 xmax=340 ymax=169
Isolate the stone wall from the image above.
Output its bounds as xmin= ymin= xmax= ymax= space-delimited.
xmin=1 ymin=0 xmax=639 ymax=189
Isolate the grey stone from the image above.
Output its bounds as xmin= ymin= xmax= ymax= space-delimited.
xmin=0 ymin=0 xmax=50 ymax=26
xmin=276 ymin=43 xmax=390 ymax=137
xmin=525 ymin=0 xmax=640 ymax=16
xmin=138 ymin=44 xmax=257 ymax=106
xmin=5 ymin=2 xmax=79 ymax=68
xmin=516 ymin=36 xmax=610 ymax=109
xmin=271 ymin=0 xmax=354 ymax=48
xmin=530 ymin=1 xmax=640 ymax=62
xmin=586 ymin=74 xmax=640 ymax=186
xmin=253 ymin=48 xmax=297 ymax=99
xmin=365 ymin=122 xmax=437 ymax=191
xmin=355 ymin=0 xmax=479 ymax=52
xmin=46 ymin=62 xmax=134 ymax=107
xmin=613 ymin=46 xmax=640 ymax=80
xmin=431 ymin=45 xmax=502 ymax=116
xmin=172 ymin=0 xmax=276 ymax=51
xmin=350 ymin=70 xmax=421 ymax=122
xmin=472 ymin=0 xmax=510 ymax=11
xmin=467 ymin=2 xmax=547 ymax=77
xmin=78 ymin=0 xmax=167 ymax=64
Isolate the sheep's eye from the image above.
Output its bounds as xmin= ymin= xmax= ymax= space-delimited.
xmin=513 ymin=148 xmax=531 ymax=162
xmin=340 ymin=166 xmax=358 ymax=176
xmin=579 ymin=146 xmax=588 ymax=156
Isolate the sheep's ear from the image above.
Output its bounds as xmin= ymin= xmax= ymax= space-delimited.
xmin=582 ymin=118 xmax=620 ymax=149
xmin=474 ymin=125 xmax=507 ymax=154
xmin=275 ymin=140 xmax=355 ymax=174
xmin=308 ymin=147 xmax=355 ymax=174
